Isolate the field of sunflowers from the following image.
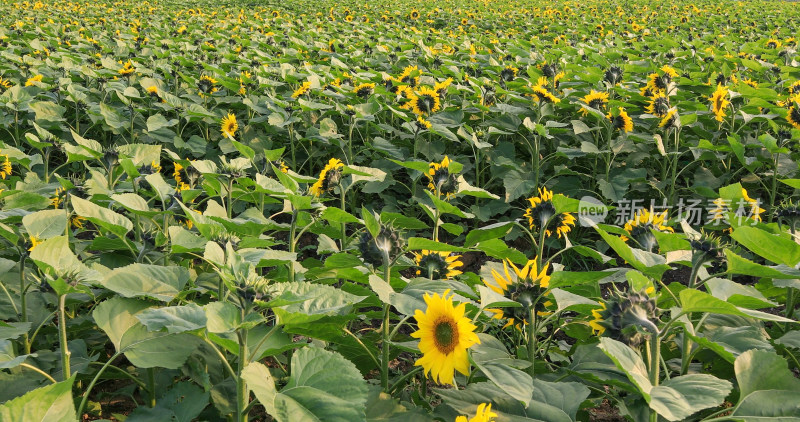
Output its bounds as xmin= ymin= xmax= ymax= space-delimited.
xmin=2 ymin=0 xmax=800 ymax=420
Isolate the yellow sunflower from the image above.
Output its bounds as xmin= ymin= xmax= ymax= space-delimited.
xmin=523 ymin=187 xmax=576 ymax=239
xmin=589 ymin=302 xmax=606 ymax=335
xmin=765 ymin=38 xmax=782 ymax=49
xmin=408 ymin=86 xmax=442 ymax=116
xmin=411 ymin=290 xmax=480 ymax=386
xmin=414 ymin=250 xmax=463 ymax=279
xmin=456 ymin=403 xmax=498 ymax=422
xmin=0 ymin=154 xmax=11 ymax=179
xmin=292 ymin=81 xmax=311 ymax=98
xmin=353 ymin=82 xmax=375 ymax=99
xmin=530 ymin=77 xmax=560 ymax=104
xmin=118 ymin=60 xmax=134 ymax=75
xmin=221 ymin=113 xmax=238 ymax=138
xmin=620 ymin=208 xmax=673 ymax=252
xmin=427 ymin=156 xmax=458 ymax=200
xmin=396 ymin=65 xmax=420 ymax=87
xmin=659 ymin=108 xmax=679 ymax=129
xmin=28 ymin=236 xmax=42 ymax=252
xmin=741 ymin=188 xmax=765 ymax=222
xmin=0 ymin=77 xmax=12 ymax=90
xmin=786 ymin=95 xmax=800 ymax=130
xmin=484 ymin=258 xmax=553 ymax=329
xmin=645 ymin=92 xmax=670 ymax=117
xmin=434 ymin=78 xmax=453 ymax=97
xmin=579 ymin=90 xmax=609 ymax=116
xmin=197 ymin=75 xmax=218 ymax=97
xmin=310 ymin=158 xmax=344 ymax=197
xmin=709 ymin=84 xmax=730 ymax=122
xmin=25 ymin=74 xmax=43 ymax=86
xmin=607 ymin=107 xmax=633 ymax=133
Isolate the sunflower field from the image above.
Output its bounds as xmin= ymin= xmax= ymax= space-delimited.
xmin=2 ymin=0 xmax=800 ymax=420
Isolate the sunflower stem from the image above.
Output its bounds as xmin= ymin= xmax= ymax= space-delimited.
xmin=527 ymin=309 xmax=537 ymax=378
xmin=58 ymin=293 xmax=71 ymax=381
xmin=340 ymin=187 xmax=347 ymax=251
xmin=19 ymin=254 xmax=29 ymax=354
xmin=236 ymin=326 xmax=249 ymax=422
xmin=648 ymin=335 xmax=661 ymax=422
xmin=288 ymin=209 xmax=297 ymax=284
xmin=381 ymin=251 xmax=392 ymax=392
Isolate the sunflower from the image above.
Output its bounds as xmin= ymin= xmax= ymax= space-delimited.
xmin=500 ymin=65 xmax=518 ymax=81
xmin=408 ymin=86 xmax=441 ymax=116
xmin=788 ymin=81 xmax=800 ymax=96
xmin=0 ymin=77 xmax=11 ymax=90
xmin=484 ymin=258 xmax=553 ymax=329
xmin=579 ymin=90 xmax=609 ymax=115
xmin=221 ymin=113 xmax=238 ymax=138
xmin=25 ymin=74 xmax=43 ymax=86
xmin=530 ymin=76 xmax=560 ymax=104
xmin=588 ymin=289 xmax=658 ymax=347
xmin=741 ymin=78 xmax=758 ymax=88
xmin=197 ymin=75 xmax=218 ymax=97
xmin=523 ymin=187 xmax=576 ymax=239
xmin=659 ymin=108 xmax=679 ymax=129
xmin=28 ymin=236 xmax=42 ymax=252
xmin=645 ymin=92 xmax=670 ymax=117
xmin=0 ymin=154 xmax=11 ymax=179
xmin=709 ymin=84 xmax=730 ymax=122
xmin=588 ymin=302 xmax=606 ymax=335
xmin=118 ymin=60 xmax=134 ymax=75
xmin=51 ymin=187 xmax=66 ymax=208
xmin=409 ymin=9 xmax=420 ymax=19
xmin=292 ymin=81 xmax=311 ymax=98
xmin=411 ymin=290 xmax=480 ymax=386
xmin=456 ymin=403 xmax=497 ymax=422
xmin=607 ymin=107 xmax=633 ymax=133
xmin=396 ymin=65 xmax=420 ymax=87
xmin=145 ymin=85 xmax=159 ymax=99
xmin=620 ymin=208 xmax=673 ymax=252
xmin=741 ymin=188 xmax=765 ymax=222
xmin=765 ymin=39 xmax=781 ymax=49
xmin=353 ymin=82 xmax=375 ymax=99
xmin=416 ymin=116 xmax=432 ymax=130
xmin=414 ymin=250 xmax=463 ymax=279
xmin=310 ymin=158 xmax=344 ymax=197
xmin=433 ymin=78 xmax=453 ymax=98
xmin=427 ymin=156 xmax=458 ymax=200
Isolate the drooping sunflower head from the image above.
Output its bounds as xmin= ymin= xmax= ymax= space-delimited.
xmin=359 ymin=224 xmax=404 ymax=266
xmin=409 ymin=86 xmax=442 ymax=116
xmin=607 ymin=107 xmax=633 ymax=133
xmin=411 ymin=289 xmax=480 ymax=385
xmin=353 ymin=82 xmax=375 ymax=99
xmin=620 ymin=208 xmax=673 ymax=252
xmin=221 ymin=113 xmax=238 ymax=138
xmin=484 ymin=258 xmax=552 ymax=328
xmin=690 ymin=231 xmax=728 ymax=275
xmin=579 ymin=90 xmax=609 ymax=115
xmin=709 ymin=84 xmax=730 ymax=122
xmin=645 ymin=92 xmax=670 ymax=117
xmin=500 ymin=65 xmax=518 ymax=82
xmin=310 ymin=158 xmax=344 ymax=197
xmin=455 ymin=403 xmax=498 ymax=422
xmin=775 ymin=199 xmax=800 ymax=231
xmin=530 ymin=77 xmax=560 ymax=104
xmin=414 ymin=250 xmax=463 ymax=279
xmin=426 ymin=156 xmax=458 ymax=200
xmin=658 ymin=108 xmax=680 ymax=129
xmin=604 ymin=65 xmax=623 ymax=85
xmin=523 ymin=187 xmax=576 ymax=238
xmin=590 ymin=289 xmax=658 ymax=347
xmin=197 ymin=75 xmax=218 ymax=96
xmin=415 ymin=116 xmax=432 ymax=131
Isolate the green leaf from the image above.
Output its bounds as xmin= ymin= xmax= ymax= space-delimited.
xmin=22 ymin=209 xmax=67 ymax=239
xmin=125 ymin=382 xmax=209 ymax=422
xmin=0 ymin=377 xmax=76 ymax=422
xmin=735 ymin=349 xmax=800 ymax=401
xmin=648 ymin=374 xmax=732 ymax=421
xmin=71 ymin=196 xmax=133 ymax=238
xmin=731 ymin=226 xmax=800 ymax=267
xmin=595 ymin=227 xmax=670 ymax=279
xmin=364 ymin=386 xmax=432 ymax=422
xmin=407 ymin=237 xmax=468 ymax=252
xmin=136 ymin=303 xmax=207 ymax=334
xmin=464 ymin=221 xmax=513 ymax=247
xmin=679 ymin=289 xmax=795 ymax=322
xmin=243 ymin=348 xmax=369 ymax=422
xmin=265 ymin=282 xmax=365 ymax=326
xmin=103 ymin=263 xmax=191 ymax=302
xmin=598 ymin=338 xmax=652 ymax=399
xmin=29 ymin=236 xmax=99 ymax=282
xmin=119 ymin=323 xmax=203 ymax=369
xmin=691 ymin=325 xmax=773 ymax=363
xmin=321 ymin=207 xmax=361 ymax=224
xmin=471 ymin=334 xmax=533 ymax=405
xmin=731 ymin=390 xmax=800 ymax=420
xmin=204 ymin=302 xmax=241 ymax=334
xmin=550 ymin=288 xmax=599 ymax=312
xmin=362 ymin=207 xmax=380 ymax=238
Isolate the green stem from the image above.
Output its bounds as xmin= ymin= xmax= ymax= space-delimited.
xmin=58 ymin=294 xmax=71 ymax=381
xmin=227 ymin=178 xmax=234 ymax=218
xmin=77 ymin=352 xmax=122 ymax=418
xmin=147 ymin=368 xmax=156 ymax=407
xmin=20 ymin=363 xmax=57 ymax=384
xmin=786 ymin=287 xmax=796 ymax=320
xmin=237 ymin=327 xmax=249 ymax=422
xmin=527 ymin=308 xmax=536 ymax=378
xmin=649 ymin=335 xmax=662 ymax=422
xmin=19 ymin=255 xmax=29 ymax=353
xmin=340 ymin=187 xmax=347 ymax=251
xmin=288 ymin=209 xmax=297 ymax=284
xmin=381 ymin=253 xmax=392 ymax=392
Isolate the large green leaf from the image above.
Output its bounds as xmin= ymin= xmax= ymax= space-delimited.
xmin=102 ymin=263 xmax=191 ymax=302
xmin=22 ymin=209 xmax=66 ymax=239
xmin=265 ymin=282 xmax=365 ymax=325
xmin=648 ymin=374 xmax=732 ymax=421
xmin=731 ymin=226 xmax=800 ymax=267
xmin=731 ymin=390 xmax=800 ymax=420
xmin=125 ymin=382 xmax=209 ymax=422
xmin=470 ymin=334 xmax=533 ymax=405
xmin=598 ymin=338 xmax=652 ymax=399
xmin=242 ymin=348 xmax=369 ymax=422
xmin=364 ymin=386 xmax=432 ymax=422
xmin=0 ymin=377 xmax=76 ymax=422
xmin=735 ymin=349 xmax=800 ymax=400
xmin=136 ymin=304 xmax=207 ymax=334
xmin=71 ymin=196 xmax=133 ymax=237
xmin=680 ymin=289 xmax=795 ymax=322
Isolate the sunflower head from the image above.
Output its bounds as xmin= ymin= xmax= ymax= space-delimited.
xmin=620 ymin=208 xmax=673 ymax=252
xmin=221 ymin=113 xmax=238 ymax=138
xmin=25 ymin=74 xmax=43 ymax=86
xmin=766 ymin=38 xmax=781 ymax=49
xmin=414 ymin=250 xmax=463 ymax=279
xmin=776 ymin=199 xmax=800 ymax=231
xmin=433 ymin=78 xmax=453 ymax=97
xmin=310 ymin=158 xmax=344 ymax=197
xmin=0 ymin=153 xmax=11 ymax=180
xmin=484 ymin=258 xmax=552 ymax=328
xmin=409 ymin=86 xmax=441 ymax=115
xmin=397 ymin=65 xmax=420 ymax=87
xmin=787 ymin=102 xmax=800 ymax=130
xmin=118 ymin=60 xmax=134 ymax=76
xmin=500 ymin=65 xmax=518 ymax=82
xmin=590 ymin=289 xmax=659 ymax=347
xmin=353 ymin=83 xmax=375 ymax=99
xmin=603 ymin=65 xmax=623 ymax=85
xmin=456 ymin=403 xmax=498 ymax=422
xmin=426 ymin=156 xmax=458 ymax=200
xmin=709 ymin=84 xmax=730 ymax=122
xmin=690 ymin=231 xmax=728 ymax=275
xmin=580 ymin=90 xmax=609 ymax=115
xmin=415 ymin=116 xmax=432 ymax=131
xmin=658 ymin=108 xmax=680 ymax=130
xmin=359 ymin=223 xmax=404 ymax=266
xmin=645 ymin=93 xmax=670 ymax=117
xmin=145 ymin=85 xmax=159 ymax=98
xmin=411 ymin=289 xmax=480 ymax=385
xmin=523 ymin=187 xmax=576 ymax=238
xmin=607 ymin=107 xmax=633 ymax=133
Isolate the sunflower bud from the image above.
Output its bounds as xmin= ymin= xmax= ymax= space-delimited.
xmin=591 ymin=289 xmax=659 ymax=347
xmin=359 ymin=225 xmax=404 ymax=267
xmin=776 ymin=199 xmax=800 ymax=233
xmin=690 ymin=231 xmax=728 ymax=275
